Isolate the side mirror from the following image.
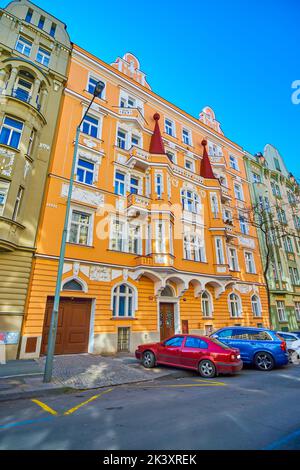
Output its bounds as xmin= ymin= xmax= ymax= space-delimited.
xmin=211 ymin=334 xmax=218 ymax=339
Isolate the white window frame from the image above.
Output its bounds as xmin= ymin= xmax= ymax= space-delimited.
xmin=81 ymin=113 xmax=100 ymax=139
xmin=15 ymin=35 xmax=32 ymax=56
xmin=0 ymin=181 xmax=10 ymax=216
xmin=239 ymin=212 xmax=249 ymax=235
xmin=215 ymin=237 xmax=225 ymax=264
xmin=182 ymin=128 xmax=192 ymax=146
xmin=234 ymin=182 xmax=244 ymax=201
xmin=201 ymin=291 xmax=213 ymax=318
xmin=0 ymin=116 xmax=24 ymax=149
xmin=114 ymin=170 xmax=126 ymax=196
xmin=76 ymin=157 xmax=95 ymax=185
xmin=67 ymin=207 xmax=94 ymax=246
xmin=229 ymin=155 xmax=239 ymax=171
xmin=210 ymin=192 xmax=219 ymax=217
xmin=36 ymin=47 xmax=51 ymax=67
xmin=164 ymin=118 xmax=175 ymax=137
xmin=184 ymin=158 xmax=195 ymax=172
xmin=86 ymin=74 xmax=106 ymax=99
xmin=245 ymin=251 xmax=256 ymax=274
xmin=228 ymin=247 xmax=239 ymax=271
xmin=111 ymin=282 xmax=138 ymax=318
xmin=228 ymin=292 xmax=242 ymax=318
xmin=276 ymin=301 xmax=287 ymax=322
xmin=295 ymin=302 xmax=300 ymax=321
xmin=155 ymin=172 xmax=163 ymax=198
xmin=251 ymin=295 xmax=262 ymax=317
xmin=155 ymin=221 xmax=166 ymax=253
xmin=181 ymin=189 xmax=200 ymax=214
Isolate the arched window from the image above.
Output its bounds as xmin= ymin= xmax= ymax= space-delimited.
xmin=112 ymin=284 xmax=135 ymax=317
xmin=181 ymin=189 xmax=200 ymax=214
xmin=201 ymin=291 xmax=213 ymax=318
xmin=251 ymin=295 xmax=262 ymax=317
xmin=229 ymin=293 xmax=242 ymax=318
xmin=161 ymin=286 xmax=174 ymax=297
xmin=62 ymin=279 xmax=83 ymax=291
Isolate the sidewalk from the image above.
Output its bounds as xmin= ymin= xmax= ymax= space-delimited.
xmin=0 ymin=354 xmax=193 ymax=402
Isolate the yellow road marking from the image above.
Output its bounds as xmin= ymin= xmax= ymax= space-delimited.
xmin=31 ymin=399 xmax=58 ymax=415
xmin=64 ymin=388 xmax=113 ymax=416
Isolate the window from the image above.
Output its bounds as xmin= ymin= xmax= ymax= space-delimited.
xmin=36 ymin=47 xmax=50 ymax=67
xmin=229 ymin=293 xmax=242 ymax=318
xmin=234 ymin=183 xmax=244 ymax=201
xmin=245 ymin=252 xmax=256 ymax=273
xmin=251 ymin=295 xmax=262 ymax=317
xmin=0 ymin=181 xmax=9 ymax=216
xmin=202 ymin=291 xmax=212 ymax=318
xmin=114 ymin=171 xmax=126 ymax=196
xmin=130 ymin=176 xmax=139 ymax=194
xmin=295 ymin=302 xmax=300 ymax=321
xmin=155 ymin=173 xmax=163 ymax=198
xmin=63 ymin=279 xmax=83 ymax=291
xmin=239 ymin=212 xmax=249 ymax=235
xmin=252 ymin=172 xmax=261 ymax=183
xmin=271 ymin=180 xmax=281 ymax=198
xmin=218 ymin=329 xmax=233 ymax=339
xmin=165 ymin=119 xmax=175 ymax=136
xmin=229 ymin=248 xmax=239 ymax=271
xmin=117 ymin=129 xmax=127 ymax=149
xmin=181 ymin=189 xmax=200 ymax=214
xmin=25 ymin=8 xmax=33 ymax=23
xmin=155 ymin=221 xmax=166 ymax=253
xmin=50 ymin=23 xmax=56 ymax=37
xmin=82 ymin=115 xmax=99 ymax=138
xmin=131 ymin=134 xmax=140 ymax=147
xmin=128 ymin=224 xmax=141 ymax=254
xmin=117 ymin=327 xmax=130 ymax=352
xmin=182 ymin=128 xmax=191 ymax=145
xmin=127 ymin=97 xmax=136 ymax=107
xmin=68 ymin=210 xmax=92 ymax=245
xmin=15 ymin=36 xmax=32 ymax=57
xmin=113 ymin=284 xmax=134 ymax=317
xmin=166 ymin=151 xmax=175 ymax=163
xmin=27 ymin=129 xmax=36 ymax=156
xmin=183 ymin=233 xmax=205 ymax=262
xmin=229 ymin=155 xmax=239 ymax=170
xmin=274 ymin=157 xmax=281 ymax=172
xmin=215 ymin=237 xmax=225 ymax=264
xmin=185 ymin=337 xmax=208 ymax=349
xmin=185 ymin=158 xmax=195 ymax=172
xmin=164 ymin=336 xmax=184 ymax=347
xmin=38 ymin=16 xmax=45 ymax=29
xmin=276 ymin=301 xmax=287 ymax=322
xmin=13 ymin=75 xmax=33 ymax=103
xmin=110 ymin=219 xmax=125 ymax=251
xmin=0 ymin=116 xmax=23 ymax=149
xmin=277 ymin=208 xmax=287 ymax=224
xmin=283 ymin=236 xmax=293 ymax=253
xmin=210 ymin=193 xmax=219 ymax=217
xmin=12 ymin=187 xmax=24 ymax=220
xmin=289 ymin=267 xmax=300 ymax=286
xmin=76 ymin=158 xmax=95 ymax=185
xmin=293 ymin=215 xmax=300 ymax=230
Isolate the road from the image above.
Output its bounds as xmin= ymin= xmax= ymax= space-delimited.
xmin=0 ymin=365 xmax=300 ymax=450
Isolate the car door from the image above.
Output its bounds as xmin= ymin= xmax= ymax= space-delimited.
xmin=156 ymin=336 xmax=184 ymax=366
xmin=212 ymin=329 xmax=233 ymax=346
xmin=180 ymin=336 xmax=208 ymax=369
xmin=216 ymin=329 xmax=249 ymax=362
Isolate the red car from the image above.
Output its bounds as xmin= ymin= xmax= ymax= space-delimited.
xmin=135 ymin=334 xmax=242 ymax=378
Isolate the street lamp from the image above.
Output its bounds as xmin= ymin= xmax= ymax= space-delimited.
xmin=44 ymin=81 xmax=105 ymax=383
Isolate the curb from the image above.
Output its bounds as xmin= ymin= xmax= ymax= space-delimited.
xmin=0 ymin=386 xmax=73 ymax=403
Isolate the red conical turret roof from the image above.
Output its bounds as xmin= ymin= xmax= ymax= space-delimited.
xmin=149 ymin=113 xmax=165 ymax=154
xmin=200 ymin=139 xmax=216 ymax=179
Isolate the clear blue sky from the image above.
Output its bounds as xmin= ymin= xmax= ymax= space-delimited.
xmin=2 ymin=0 xmax=300 ymax=177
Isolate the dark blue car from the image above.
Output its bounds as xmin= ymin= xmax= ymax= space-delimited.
xmin=211 ymin=326 xmax=289 ymax=371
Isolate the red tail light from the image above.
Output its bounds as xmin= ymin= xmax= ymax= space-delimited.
xmin=280 ymin=341 xmax=286 ymax=351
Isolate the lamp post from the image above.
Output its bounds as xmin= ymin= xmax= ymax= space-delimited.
xmin=44 ymin=81 xmax=105 ymax=383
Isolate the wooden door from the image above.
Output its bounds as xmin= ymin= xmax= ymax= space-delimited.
xmin=41 ymin=297 xmax=91 ymax=355
xmin=159 ymin=303 xmax=175 ymax=341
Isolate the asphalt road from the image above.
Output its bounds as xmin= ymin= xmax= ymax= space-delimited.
xmin=0 ymin=364 xmax=300 ymax=450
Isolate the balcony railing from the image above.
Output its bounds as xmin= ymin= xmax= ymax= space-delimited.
xmin=10 ymin=88 xmax=41 ymax=111
xmin=116 ymin=107 xmax=145 ymax=128
xmin=127 ymin=193 xmax=150 ymax=210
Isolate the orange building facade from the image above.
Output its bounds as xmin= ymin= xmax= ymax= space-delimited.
xmin=20 ymin=45 xmax=269 ymax=358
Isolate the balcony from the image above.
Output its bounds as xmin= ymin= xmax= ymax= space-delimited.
xmin=220 ymin=185 xmax=231 ymax=202
xmin=127 ymin=193 xmax=150 ymax=214
xmin=116 ymin=107 xmax=145 ymax=129
xmin=134 ymin=256 xmax=153 ymax=267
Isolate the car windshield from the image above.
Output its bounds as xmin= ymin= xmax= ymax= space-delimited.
xmin=209 ymin=337 xmax=231 ymax=350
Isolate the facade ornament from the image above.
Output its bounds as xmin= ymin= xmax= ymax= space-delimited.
xmin=90 ymin=266 xmax=111 ymax=281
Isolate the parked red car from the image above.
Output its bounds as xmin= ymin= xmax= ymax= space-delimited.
xmin=135 ymin=334 xmax=242 ymax=378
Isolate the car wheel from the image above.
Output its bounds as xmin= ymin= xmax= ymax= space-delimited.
xmin=254 ymin=352 xmax=274 ymax=371
xmin=198 ymin=359 xmax=216 ymax=378
xmin=142 ymin=351 xmax=156 ymax=369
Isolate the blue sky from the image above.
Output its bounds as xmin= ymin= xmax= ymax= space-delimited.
xmin=2 ymin=0 xmax=300 ymax=177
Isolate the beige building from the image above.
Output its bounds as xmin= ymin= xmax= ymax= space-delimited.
xmin=0 ymin=0 xmax=71 ymax=358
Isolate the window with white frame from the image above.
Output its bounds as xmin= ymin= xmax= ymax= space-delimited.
xmin=181 ymin=189 xmax=200 ymax=214
xmin=229 ymin=248 xmax=239 ymax=271
xmin=223 ymin=208 xmax=232 ymax=223
xmin=184 ymin=158 xmax=194 ymax=172
xmin=182 ymin=128 xmax=191 ymax=145
xmin=131 ymin=134 xmax=140 ymax=147
xmin=251 ymin=295 xmax=262 ymax=317
xmin=183 ymin=232 xmax=206 ymax=262
xmin=245 ymin=251 xmax=256 ymax=273
xmin=283 ymin=236 xmax=293 ymax=253
xmin=27 ymin=128 xmax=36 ymax=156
xmin=0 ymin=116 xmax=23 ymax=149
xmin=210 ymin=193 xmax=219 ymax=217
xmin=117 ymin=128 xmax=127 ymax=149
xmin=68 ymin=209 xmax=92 ymax=245
xmin=15 ymin=36 xmax=32 ymax=57
xmin=114 ymin=171 xmax=126 ymax=196
xmin=289 ymin=267 xmax=300 ymax=285
xmin=0 ymin=181 xmax=9 ymax=216
xmin=229 ymin=155 xmax=239 ymax=170
xmin=112 ymin=284 xmax=135 ymax=317
xmin=295 ymin=302 xmax=300 ymax=321
xmin=234 ymin=182 xmax=244 ymax=201
xmin=252 ymin=172 xmax=261 ymax=184
xmin=129 ymin=176 xmax=139 ymax=194
xmin=155 ymin=173 xmax=163 ymax=198
xmin=165 ymin=118 xmax=175 ymax=136
xmin=87 ymin=76 xmax=105 ymax=98
xmin=239 ymin=212 xmax=249 ymax=235
xmin=110 ymin=219 xmax=142 ymax=254
xmin=215 ymin=237 xmax=225 ymax=264
xmin=36 ymin=47 xmax=50 ymax=67
xmin=276 ymin=301 xmax=287 ymax=322
xmin=82 ymin=115 xmax=99 ymax=138
xmin=155 ymin=221 xmax=166 ymax=253
xmin=76 ymin=158 xmax=95 ymax=185
xmin=202 ymin=291 xmax=213 ymax=317
xmin=166 ymin=151 xmax=176 ymax=163
xmin=128 ymin=224 xmax=141 ymax=254
xmin=229 ymin=293 xmax=242 ymax=318
xmin=110 ymin=219 xmax=125 ymax=251
xmin=12 ymin=187 xmax=24 ymax=221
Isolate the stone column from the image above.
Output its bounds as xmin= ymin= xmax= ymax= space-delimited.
xmin=0 ymin=69 xmax=7 ymax=94
xmin=39 ymin=88 xmax=48 ymax=114
xmin=30 ymin=78 xmax=41 ymax=107
xmin=5 ymin=67 xmax=18 ymax=95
